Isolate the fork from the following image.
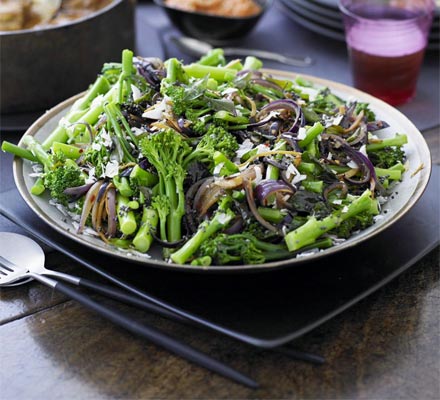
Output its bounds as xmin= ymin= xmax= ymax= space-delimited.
xmin=0 ymin=257 xmax=258 ymax=388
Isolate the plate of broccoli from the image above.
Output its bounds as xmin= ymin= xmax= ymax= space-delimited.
xmin=6 ymin=49 xmax=431 ymax=271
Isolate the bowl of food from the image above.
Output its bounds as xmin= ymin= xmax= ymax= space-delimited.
xmin=0 ymin=0 xmax=135 ymax=115
xmin=154 ymin=0 xmax=272 ymax=43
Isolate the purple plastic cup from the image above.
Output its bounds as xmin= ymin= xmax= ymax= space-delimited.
xmin=339 ymin=0 xmax=435 ymax=106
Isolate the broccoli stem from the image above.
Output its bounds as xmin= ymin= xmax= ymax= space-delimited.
xmin=374 ymin=167 xmax=402 ymax=180
xmin=250 ymin=84 xmax=283 ymax=100
xmin=297 ymin=161 xmax=317 ymax=176
xmin=116 ymin=193 xmax=137 ymax=235
xmin=366 ymin=134 xmax=407 ymax=152
xmin=118 ymin=49 xmax=134 ymax=103
xmin=243 ymin=56 xmax=263 ymax=70
xmin=197 ymin=48 xmax=226 ymax=66
xmin=104 ymin=102 xmax=136 ymax=163
xmin=329 ymin=164 xmax=402 ymax=181
xmin=266 ymin=140 xmax=286 ymax=181
xmin=113 ymin=176 xmax=133 ymax=197
xmin=213 ymin=151 xmax=239 ymax=176
xmin=295 ymin=76 xmax=314 ymax=87
xmin=129 ymin=164 xmax=158 ymax=187
xmin=30 ymin=177 xmax=45 ymax=195
xmin=257 ymin=207 xmax=286 ymax=223
xmin=170 ymin=200 xmax=234 ymax=264
xmin=298 ymin=122 xmax=324 ymax=148
xmin=42 ymin=75 xmax=111 ymax=149
xmin=22 ymin=136 xmax=52 ymax=170
xmin=183 ymin=64 xmax=237 ymax=82
xmin=285 ymin=189 xmax=377 ymax=251
xmin=302 ymin=180 xmax=324 ymax=193
xmin=51 ymin=142 xmax=82 ymax=160
xmin=132 ymin=207 xmax=158 ymax=253
xmin=213 ymin=110 xmax=249 ymax=124
xmin=1 ymin=141 xmax=37 ymax=162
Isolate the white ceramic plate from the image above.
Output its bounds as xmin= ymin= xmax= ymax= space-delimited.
xmin=13 ymin=69 xmax=432 ymax=272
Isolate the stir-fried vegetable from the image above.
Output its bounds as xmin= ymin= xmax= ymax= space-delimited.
xmin=2 ymin=48 xmax=408 ymax=266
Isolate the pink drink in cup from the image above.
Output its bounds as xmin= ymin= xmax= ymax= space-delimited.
xmin=339 ymin=0 xmax=435 ymax=106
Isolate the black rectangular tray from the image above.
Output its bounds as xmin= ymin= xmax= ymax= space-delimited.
xmin=0 ymin=164 xmax=438 ymax=348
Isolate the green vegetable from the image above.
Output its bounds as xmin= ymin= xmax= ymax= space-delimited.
xmin=285 ymin=189 xmax=378 ymax=252
xmin=116 ymin=193 xmax=137 ymax=235
xmin=170 ymin=196 xmax=235 ymax=264
xmin=132 ymin=207 xmax=158 ymax=252
xmin=139 ymin=129 xmax=190 ymax=242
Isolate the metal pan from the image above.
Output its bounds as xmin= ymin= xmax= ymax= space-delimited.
xmin=0 ymin=0 xmax=135 ymax=114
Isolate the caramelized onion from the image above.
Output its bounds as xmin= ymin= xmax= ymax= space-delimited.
xmin=255 ymin=179 xmax=296 ymax=206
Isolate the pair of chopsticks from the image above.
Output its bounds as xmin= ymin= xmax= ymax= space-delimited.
xmin=57 ymin=272 xmax=324 ymax=386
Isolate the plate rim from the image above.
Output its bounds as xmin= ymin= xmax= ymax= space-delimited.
xmin=13 ymin=68 xmax=432 ymax=273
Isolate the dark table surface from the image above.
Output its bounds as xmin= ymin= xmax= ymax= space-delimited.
xmin=1 ymin=2 xmax=439 ymax=399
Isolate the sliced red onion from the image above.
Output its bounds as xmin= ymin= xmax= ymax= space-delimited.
xmin=366 ymin=120 xmax=389 ymax=132
xmin=63 ymin=182 xmax=94 ymax=200
xmin=223 ymin=216 xmax=244 ymax=234
xmin=243 ymin=178 xmax=280 ymax=233
xmin=323 ymin=134 xmax=377 ymax=190
xmin=323 ymin=181 xmax=348 ymax=202
xmin=250 ymin=78 xmax=284 ymax=92
xmin=236 ymin=69 xmax=262 ymax=78
xmin=256 ymin=99 xmax=304 ymax=134
xmin=105 ymin=186 xmax=117 ymax=238
xmin=255 ymin=179 xmax=296 ymax=205
xmin=151 ymin=231 xmax=186 ymax=248
xmin=78 ymin=180 xmax=103 ymax=234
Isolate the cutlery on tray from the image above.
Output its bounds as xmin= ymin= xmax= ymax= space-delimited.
xmin=171 ymin=36 xmax=314 ymax=67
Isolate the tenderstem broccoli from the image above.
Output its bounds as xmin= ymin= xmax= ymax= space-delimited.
xmin=116 ymin=193 xmax=137 ymax=235
xmin=285 ymin=189 xmax=378 ymax=252
xmin=139 ymin=129 xmax=191 ymax=242
xmin=183 ymin=124 xmax=239 ymax=168
xmin=170 ymin=196 xmax=235 ymax=264
xmin=132 ymin=207 xmax=158 ymax=252
xmin=20 ymin=136 xmax=85 ymax=205
xmin=42 ymin=74 xmax=111 ymax=149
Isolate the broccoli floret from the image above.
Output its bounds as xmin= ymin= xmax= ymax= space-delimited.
xmin=355 ymin=102 xmax=376 ymax=121
xmin=183 ymin=124 xmax=239 ymax=168
xmin=198 ymin=233 xmax=266 ymax=265
xmin=164 ymin=85 xmax=187 ymax=116
xmin=194 ymin=232 xmax=291 ymax=265
xmin=139 ymin=129 xmax=191 ymax=242
xmin=44 ymin=154 xmax=85 ymax=206
xmin=368 ymin=146 xmax=406 ymax=169
xmin=285 ymin=189 xmax=378 ymax=252
xmin=329 ymin=212 xmax=375 ymax=239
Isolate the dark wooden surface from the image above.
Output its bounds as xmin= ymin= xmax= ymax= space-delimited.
xmin=1 ymin=245 xmax=438 ymax=399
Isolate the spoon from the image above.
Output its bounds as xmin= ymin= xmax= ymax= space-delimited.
xmin=0 ymin=232 xmax=258 ymax=389
xmin=171 ymin=36 xmax=314 ymax=67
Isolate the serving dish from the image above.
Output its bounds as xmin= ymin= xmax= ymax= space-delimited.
xmin=153 ymin=0 xmax=272 ymax=43
xmin=13 ymin=69 xmax=431 ymax=272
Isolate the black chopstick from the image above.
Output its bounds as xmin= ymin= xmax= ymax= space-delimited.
xmin=75 ymin=277 xmax=325 ymax=366
xmin=44 ymin=276 xmax=259 ymax=389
